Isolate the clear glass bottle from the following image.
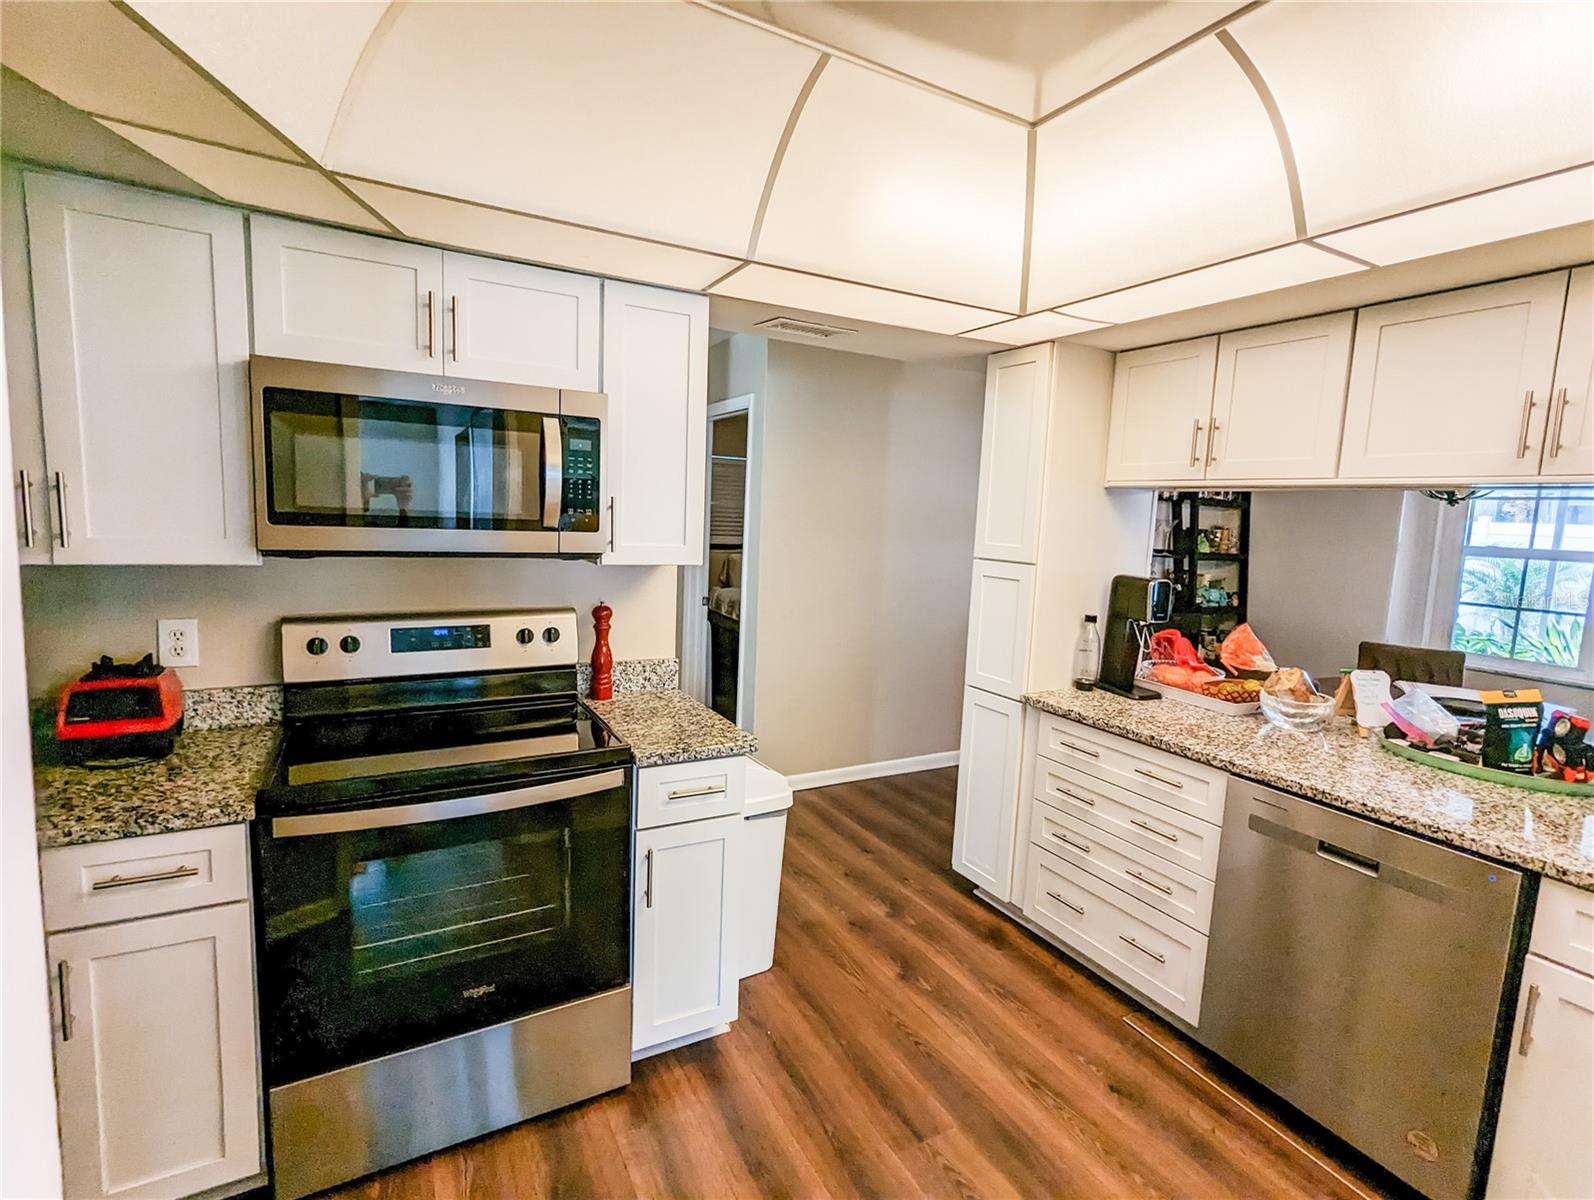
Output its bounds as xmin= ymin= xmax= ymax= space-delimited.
xmin=1072 ymin=614 xmax=1101 ymax=689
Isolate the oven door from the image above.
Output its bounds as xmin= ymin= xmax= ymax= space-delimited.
xmin=252 ymin=356 xmax=565 ymax=555
xmin=253 ymin=768 xmax=630 ymax=1088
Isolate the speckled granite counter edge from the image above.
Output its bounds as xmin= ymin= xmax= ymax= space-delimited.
xmin=587 ymin=689 xmax=757 ymax=767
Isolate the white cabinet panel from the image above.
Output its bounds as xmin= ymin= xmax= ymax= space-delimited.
xmin=964 ymin=559 xmax=1035 ymax=699
xmin=50 ymin=902 xmax=260 ymax=1200
xmin=1339 ymin=272 xmax=1569 ymax=482
xmin=1543 ymin=264 xmax=1594 ymax=479
xmin=1487 ymin=954 xmax=1594 ymax=1200
xmin=25 ymin=172 xmax=257 ymax=564
xmin=1105 ymin=337 xmax=1218 ymax=485
xmin=442 ymin=252 xmax=599 ymax=389
xmin=632 ymin=814 xmax=739 ymax=1052
xmin=1530 ymin=878 xmax=1594 ymax=977
xmin=635 ymin=757 xmax=747 ymax=831
xmin=601 ymin=281 xmax=708 ymax=566
xmin=1208 ymin=313 xmax=1353 ymax=482
xmin=41 ymin=824 xmax=248 ymax=933
xmin=249 ymin=215 xmax=442 ymax=372
xmin=952 ymin=687 xmax=1024 ymax=900
xmin=973 ymin=343 xmax=1052 ymax=563
xmin=4 ymin=164 xmax=52 ymax=561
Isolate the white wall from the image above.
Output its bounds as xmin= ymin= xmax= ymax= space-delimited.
xmin=751 ymin=339 xmax=984 ymax=775
xmin=20 ymin=559 xmax=677 ymax=697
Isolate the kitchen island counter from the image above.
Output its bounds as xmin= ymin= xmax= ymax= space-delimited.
xmin=1025 ymin=685 xmax=1594 ymax=890
xmin=588 ymin=689 xmax=757 ymax=767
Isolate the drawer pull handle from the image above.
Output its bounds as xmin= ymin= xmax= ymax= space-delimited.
xmin=1518 ymin=982 xmax=1541 ymax=1056
xmin=90 ymin=864 xmax=200 ymax=890
xmin=1129 ymin=818 xmax=1178 ymax=843
xmin=1045 ymin=890 xmax=1084 ymax=916
xmin=1125 ymin=868 xmax=1173 ymax=896
xmin=1054 ymin=785 xmax=1095 ymax=807
xmin=1058 ymin=740 xmax=1100 ymax=759
xmin=57 ymin=961 xmax=73 ymax=1042
xmin=1134 ymin=767 xmax=1183 ymax=790
xmin=666 ymin=784 xmax=726 ymax=800
xmin=1119 ymin=934 xmax=1166 ymax=964
xmin=643 ymin=848 xmax=654 ymax=909
xmin=1049 ymin=830 xmax=1092 ymax=854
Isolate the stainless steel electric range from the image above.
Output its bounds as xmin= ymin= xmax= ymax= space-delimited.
xmin=252 ymin=609 xmax=633 ymax=1200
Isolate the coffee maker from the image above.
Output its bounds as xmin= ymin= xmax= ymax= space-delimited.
xmin=1097 ymin=574 xmax=1173 ymax=700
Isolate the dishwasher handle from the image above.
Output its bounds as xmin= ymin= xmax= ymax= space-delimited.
xmin=1315 ymin=840 xmax=1381 ymax=878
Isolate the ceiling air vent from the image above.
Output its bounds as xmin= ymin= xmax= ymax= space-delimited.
xmin=753 ymin=315 xmax=858 ymax=340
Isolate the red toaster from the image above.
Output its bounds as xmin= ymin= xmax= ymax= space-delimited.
xmin=56 ymin=655 xmax=185 ymax=764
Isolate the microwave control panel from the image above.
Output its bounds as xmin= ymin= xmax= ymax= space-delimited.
xmin=560 ymin=417 xmax=601 ymax=533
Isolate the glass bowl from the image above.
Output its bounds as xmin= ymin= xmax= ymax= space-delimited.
xmin=1259 ymin=688 xmax=1336 ymax=733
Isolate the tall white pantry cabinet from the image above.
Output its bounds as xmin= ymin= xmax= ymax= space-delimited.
xmin=953 ymin=342 xmax=1154 ymax=902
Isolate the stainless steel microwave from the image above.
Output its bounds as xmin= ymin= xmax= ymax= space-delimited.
xmin=250 ymin=357 xmax=607 ymax=556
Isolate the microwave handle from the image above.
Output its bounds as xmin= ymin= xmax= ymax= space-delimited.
xmin=541 ymin=415 xmax=563 ymax=530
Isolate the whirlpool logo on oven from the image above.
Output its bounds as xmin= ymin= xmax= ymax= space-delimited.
xmin=431 ymin=382 xmax=466 ymax=396
xmin=462 ymin=983 xmax=497 ymax=1000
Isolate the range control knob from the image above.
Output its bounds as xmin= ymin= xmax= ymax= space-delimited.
xmin=305 ymin=637 xmax=329 ymax=657
xmin=516 ymin=627 xmax=536 ymax=645
xmin=543 ymin=627 xmax=561 ymax=644
xmin=339 ymin=635 xmax=362 ymax=654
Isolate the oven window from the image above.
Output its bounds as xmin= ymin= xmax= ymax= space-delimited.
xmin=262 ymin=387 xmax=548 ymax=530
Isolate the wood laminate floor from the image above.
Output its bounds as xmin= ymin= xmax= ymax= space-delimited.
xmin=326 ymin=767 xmax=1394 ymax=1200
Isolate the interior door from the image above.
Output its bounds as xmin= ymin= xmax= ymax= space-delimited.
xmin=1105 ymin=337 xmax=1218 ymax=484
xmin=443 ymin=252 xmax=600 ymax=390
xmin=1542 ymin=264 xmax=1594 ymax=479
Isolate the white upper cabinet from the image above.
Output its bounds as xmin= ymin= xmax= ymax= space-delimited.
xmin=951 ymin=687 xmax=1024 ymax=901
xmin=1105 ymin=337 xmax=1217 ymax=485
xmin=1338 ymin=271 xmax=1570 ymax=482
xmin=1543 ymin=265 xmax=1594 ymax=479
xmin=442 ymin=252 xmax=599 ymax=390
xmin=1207 ymin=313 xmax=1353 ymax=482
xmin=249 ymin=215 xmax=442 ymax=373
xmin=974 ymin=343 xmax=1053 ymax=563
xmin=601 ymin=281 xmax=708 ymax=566
xmin=25 ymin=173 xmax=257 ymax=565
xmin=965 ymin=559 xmax=1036 ymax=700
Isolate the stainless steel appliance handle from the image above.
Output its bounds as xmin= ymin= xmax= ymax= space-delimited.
xmin=542 ymin=416 xmax=563 ymax=529
xmin=1048 ymin=830 xmax=1091 ymax=854
xmin=451 ymin=295 xmax=461 ymax=363
xmin=644 ymin=848 xmax=654 ymax=909
xmin=53 ymin=472 xmax=69 ymax=548
xmin=666 ymin=784 xmax=725 ymax=800
xmin=1548 ymin=387 xmax=1570 ymax=459
xmin=1134 ymin=767 xmax=1183 ymax=790
xmin=91 ymin=864 xmax=199 ymax=890
xmin=270 ymin=769 xmax=625 ymax=838
xmin=1315 ymin=839 xmax=1380 ymax=878
xmin=1045 ymin=890 xmax=1084 ymax=916
xmin=1518 ymin=982 xmax=1541 ymax=1055
xmin=1516 ymin=389 xmax=1536 ymax=458
xmin=425 ymin=290 xmax=435 ymax=358
xmin=1119 ymin=934 xmax=1166 ymax=964
xmin=1125 ymin=868 xmax=1173 ymax=896
xmin=1057 ymin=739 xmax=1099 ymax=759
xmin=1130 ymin=817 xmax=1178 ymax=843
xmin=17 ymin=468 xmax=36 ymax=548
xmin=57 ymin=961 xmax=73 ymax=1042
xmin=1189 ymin=418 xmax=1203 ymax=468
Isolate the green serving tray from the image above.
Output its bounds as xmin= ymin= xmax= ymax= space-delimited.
xmin=1376 ymin=732 xmax=1594 ymax=797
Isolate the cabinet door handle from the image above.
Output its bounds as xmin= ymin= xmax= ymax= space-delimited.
xmin=1516 ymin=389 xmax=1537 ymax=459
xmin=17 ymin=469 xmax=36 ymax=549
xmin=1048 ymin=830 xmax=1092 ymax=854
xmin=1518 ymin=982 xmax=1541 ymax=1056
xmin=90 ymin=864 xmax=199 ymax=891
xmin=1057 ymin=739 xmax=1099 ymax=759
xmin=52 ymin=472 xmax=69 ymax=548
xmin=451 ymin=295 xmax=461 ymax=363
xmin=1134 ymin=766 xmax=1184 ymax=790
xmin=607 ymin=497 xmax=616 ymax=552
xmin=1130 ymin=817 xmax=1178 ymax=843
xmin=643 ymin=848 xmax=654 ymax=909
xmin=1045 ymin=890 xmax=1084 ymax=916
xmin=425 ymin=290 xmax=435 ymax=357
xmin=1119 ymin=934 xmax=1166 ymax=964
xmin=1126 ymin=868 xmax=1174 ymax=896
xmin=57 ymin=961 xmax=73 ymax=1042
xmin=1189 ymin=418 xmax=1203 ymax=468
xmin=1548 ymin=387 xmax=1570 ymax=459
xmin=1206 ymin=419 xmax=1220 ymax=466
xmin=666 ymin=784 xmax=726 ymax=800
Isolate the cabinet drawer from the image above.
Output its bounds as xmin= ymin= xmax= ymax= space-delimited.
xmin=1033 ymin=758 xmax=1220 ymax=880
xmin=1035 ymin=714 xmax=1225 ymax=825
xmin=42 ymin=824 xmax=249 ymax=933
xmin=1024 ymin=845 xmax=1207 ymax=1025
xmin=1030 ymin=799 xmax=1213 ymax=933
xmin=1532 ymin=879 xmax=1594 ymax=977
xmin=637 ymin=757 xmax=747 ymax=830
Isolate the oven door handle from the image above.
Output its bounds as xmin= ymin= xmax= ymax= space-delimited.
xmin=269 ymin=769 xmax=626 ymax=838
xmin=541 ymin=416 xmax=563 ymax=530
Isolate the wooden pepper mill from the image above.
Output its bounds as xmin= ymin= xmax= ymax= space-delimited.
xmin=591 ymin=603 xmax=614 ymax=700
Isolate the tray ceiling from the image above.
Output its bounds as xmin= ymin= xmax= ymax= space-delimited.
xmin=2 ymin=0 xmax=1589 ymax=347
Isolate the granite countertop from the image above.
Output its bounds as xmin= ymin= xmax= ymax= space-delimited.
xmin=588 ymin=690 xmax=757 ymax=767
xmin=1024 ymin=686 xmax=1594 ymax=891
xmin=33 ymin=725 xmax=279 ymax=850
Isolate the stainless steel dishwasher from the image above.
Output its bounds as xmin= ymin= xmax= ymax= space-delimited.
xmin=1199 ymin=780 xmax=1532 ymax=1200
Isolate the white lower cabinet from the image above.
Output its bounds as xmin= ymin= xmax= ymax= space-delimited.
xmin=632 ymin=811 xmax=740 ymax=1054
xmin=48 ymin=902 xmax=261 ymax=1199
xmin=951 ymin=688 xmax=1024 ymax=901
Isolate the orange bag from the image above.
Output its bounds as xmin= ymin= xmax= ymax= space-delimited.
xmin=1218 ymin=624 xmax=1276 ymax=674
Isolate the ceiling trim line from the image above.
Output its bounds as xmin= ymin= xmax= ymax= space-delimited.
xmin=1215 ymin=28 xmax=1306 ymax=239
xmin=323 ymin=0 xmax=405 ymax=165
xmin=1303 ymin=239 xmax=1375 ymax=269
xmin=79 ymin=113 xmax=303 ymax=166
xmin=746 ymin=53 xmax=829 ymax=260
xmin=954 ymin=310 xmax=1111 ymax=338
xmin=1032 ymin=1 xmax=1268 ymax=128
xmin=1018 ymin=126 xmax=1037 ymax=313
xmin=108 ymin=0 xmax=403 ymax=237
xmin=704 ymin=262 xmax=750 ymax=291
xmin=687 ymin=0 xmax=1031 ymax=126
xmin=1045 ymin=236 xmax=1334 ymax=311
xmin=726 ymin=259 xmax=1019 ymax=317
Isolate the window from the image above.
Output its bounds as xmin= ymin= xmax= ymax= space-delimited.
xmin=1446 ymin=486 xmax=1594 ymax=683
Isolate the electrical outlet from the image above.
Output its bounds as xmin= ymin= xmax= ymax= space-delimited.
xmin=158 ymin=618 xmax=200 ymax=667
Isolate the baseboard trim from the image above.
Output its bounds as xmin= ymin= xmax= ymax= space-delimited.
xmin=787 ymin=750 xmax=958 ymax=792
